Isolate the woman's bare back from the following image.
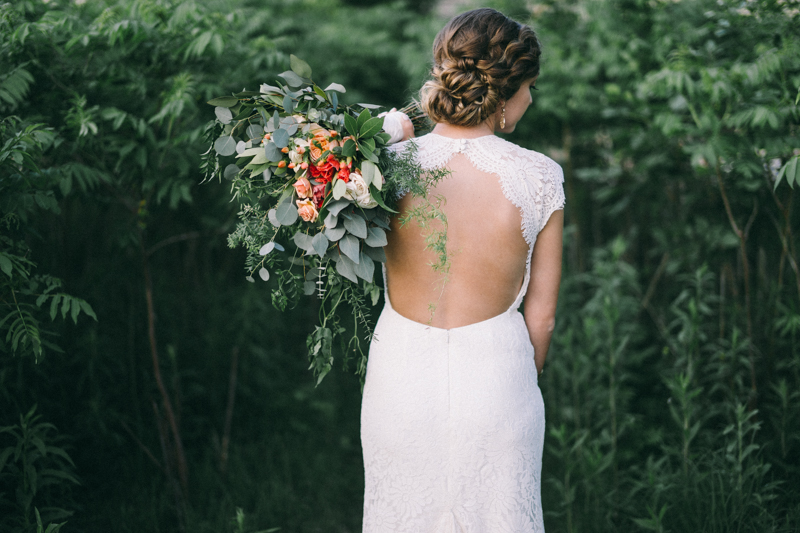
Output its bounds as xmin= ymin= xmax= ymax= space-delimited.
xmin=385 ymin=151 xmax=529 ymax=329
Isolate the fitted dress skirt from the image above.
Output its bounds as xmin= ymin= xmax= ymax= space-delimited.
xmin=360 ymin=293 xmax=545 ymax=533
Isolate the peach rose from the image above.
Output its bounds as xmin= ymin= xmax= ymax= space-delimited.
xmin=308 ymin=129 xmax=341 ymax=164
xmin=296 ymin=199 xmax=319 ymax=222
xmin=293 ymin=177 xmax=312 ymax=198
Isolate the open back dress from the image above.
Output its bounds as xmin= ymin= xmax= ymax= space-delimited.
xmin=361 ymin=133 xmax=565 ymax=533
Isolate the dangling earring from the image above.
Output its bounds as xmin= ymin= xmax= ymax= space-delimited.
xmin=500 ymin=105 xmax=506 ymax=129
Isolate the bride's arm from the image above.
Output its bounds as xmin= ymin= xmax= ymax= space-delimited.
xmin=523 ymin=209 xmax=564 ymax=374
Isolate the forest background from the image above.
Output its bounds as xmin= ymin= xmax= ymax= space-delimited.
xmin=1 ymin=0 xmax=799 ymax=531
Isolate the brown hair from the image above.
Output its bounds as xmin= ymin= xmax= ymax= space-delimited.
xmin=420 ymin=8 xmax=542 ymax=127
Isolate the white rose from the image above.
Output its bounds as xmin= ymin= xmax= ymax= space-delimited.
xmin=288 ymin=150 xmax=303 ymax=165
xmin=345 ymin=171 xmax=370 ymax=201
xmin=356 ymin=190 xmax=378 ymax=209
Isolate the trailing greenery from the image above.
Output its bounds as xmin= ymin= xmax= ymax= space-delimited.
xmin=0 ymin=0 xmax=798 ymax=531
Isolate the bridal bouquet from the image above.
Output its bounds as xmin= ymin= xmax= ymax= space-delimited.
xmin=202 ymin=56 xmax=441 ymax=384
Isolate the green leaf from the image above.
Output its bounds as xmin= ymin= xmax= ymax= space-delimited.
xmin=335 ymin=253 xmax=358 ymax=283
xmin=208 ymin=96 xmax=238 ymax=107
xmin=324 ymin=225 xmax=346 ymax=242
xmin=293 ymin=231 xmax=313 ymax=252
xmin=61 ymin=295 xmax=71 ymax=320
xmin=264 ymin=142 xmax=283 ymax=162
xmin=363 ymin=245 xmax=387 ymax=263
xmin=788 ymin=156 xmax=799 ymax=188
xmin=356 ymin=109 xmax=371 ymax=132
xmin=341 ymin=139 xmax=356 ymax=157
xmin=290 ymin=55 xmax=313 ymax=78
xmin=344 ymin=113 xmax=358 ymax=137
xmin=0 ymin=254 xmax=12 ymax=279
xmin=311 ymin=232 xmax=329 ymax=256
xmin=79 ymin=300 xmax=97 ymax=321
xmin=365 ymin=226 xmax=388 ymax=247
xmin=50 ymin=295 xmax=61 ymax=321
xmin=214 ymin=107 xmax=233 ymax=124
xmin=338 ymin=234 xmax=360 ymax=264
xmin=272 ymin=128 xmax=289 ymax=148
xmin=343 ymin=214 xmax=367 ymax=239
xmin=324 ymin=83 xmax=346 ymax=93
xmin=359 ymin=117 xmax=384 ymax=138
xmin=353 ymin=252 xmax=375 ymax=282
xmin=276 ymin=201 xmax=299 ymax=226
xmin=278 ymin=70 xmax=304 ymax=88
xmin=369 ymin=185 xmax=397 ymax=213
xmin=223 ymin=164 xmax=240 ymax=180
xmin=282 ymin=95 xmax=294 ymax=114
xmin=246 ymin=124 xmax=264 ymax=139
xmin=332 ymin=179 xmax=347 ymax=200
xmin=70 ymin=299 xmax=80 ymax=324
xmin=360 ymin=160 xmax=378 ymax=187
xmin=214 ymin=136 xmax=236 ymax=156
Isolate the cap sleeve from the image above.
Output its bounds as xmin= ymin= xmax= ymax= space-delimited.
xmin=539 ymin=157 xmax=565 ymax=234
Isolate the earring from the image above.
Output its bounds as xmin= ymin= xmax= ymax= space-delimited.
xmin=500 ymin=106 xmax=506 ymax=129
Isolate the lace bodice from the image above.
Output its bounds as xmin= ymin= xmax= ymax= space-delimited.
xmin=391 ymin=133 xmax=565 ymax=249
xmin=389 ymin=133 xmax=565 ymax=310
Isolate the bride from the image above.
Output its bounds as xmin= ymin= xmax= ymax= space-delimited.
xmin=361 ymin=7 xmax=565 ymax=533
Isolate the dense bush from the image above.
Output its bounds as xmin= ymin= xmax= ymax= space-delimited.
xmin=0 ymin=0 xmax=798 ymax=531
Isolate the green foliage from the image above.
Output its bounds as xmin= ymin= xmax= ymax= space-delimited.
xmin=0 ymin=406 xmax=78 ymax=533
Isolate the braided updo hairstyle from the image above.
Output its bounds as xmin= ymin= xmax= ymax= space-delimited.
xmin=420 ymin=8 xmax=542 ymax=127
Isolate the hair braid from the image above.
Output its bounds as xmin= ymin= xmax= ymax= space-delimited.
xmin=420 ymin=8 xmax=542 ymax=127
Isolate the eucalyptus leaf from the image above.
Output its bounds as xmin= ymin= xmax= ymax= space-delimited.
xmin=223 ymin=164 xmax=240 ymax=180
xmin=365 ymin=226 xmax=388 ymax=247
xmin=208 ymin=96 xmax=238 ymax=107
xmin=290 ymin=54 xmax=313 ymax=78
xmin=324 ymin=83 xmax=346 ymax=93
xmin=272 ymin=128 xmax=289 ymax=149
xmin=260 ymin=83 xmax=281 ymax=94
xmin=363 ymin=245 xmax=387 ymax=263
xmin=258 ymin=267 xmax=270 ymax=281
xmin=279 ymin=70 xmax=304 ymax=88
xmin=361 ymin=160 xmax=378 ymax=187
xmin=357 ymin=103 xmax=383 ymax=109
xmin=353 ymin=252 xmax=375 ymax=282
xmin=303 ymin=280 xmax=316 ymax=295
xmin=324 ymin=212 xmax=338 ymax=228
xmin=214 ymin=136 xmax=236 ymax=156
xmin=282 ymin=95 xmax=294 ymax=114
xmin=259 ymin=242 xmax=275 ymax=256
xmin=246 ymin=124 xmax=264 ymax=139
xmin=246 ymin=276 xmax=255 ymax=283
xmin=264 ymin=142 xmax=283 ymax=162
xmin=343 ymin=214 xmax=368 ymax=238
xmin=293 ymin=231 xmax=313 ymax=252
xmin=311 ymin=232 xmax=329 ymax=256
xmin=214 ymin=106 xmax=233 ymax=124
xmin=326 ymin=199 xmax=350 ymax=217
xmin=335 ymin=253 xmax=358 ymax=283
xmin=339 ymin=234 xmax=360 ymax=264
xmin=332 ymin=178 xmax=347 ymax=200
xmin=235 ymin=140 xmax=246 ymax=154
xmin=276 ymin=201 xmax=299 ymax=225
xmin=324 ymin=225 xmax=346 ymax=241
xmin=268 ymin=208 xmax=280 ymax=227
xmin=263 ymin=167 xmax=272 ymax=183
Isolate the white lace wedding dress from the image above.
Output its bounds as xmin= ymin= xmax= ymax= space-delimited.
xmin=361 ymin=133 xmax=565 ymax=533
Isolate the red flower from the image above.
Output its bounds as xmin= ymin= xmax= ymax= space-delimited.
xmin=337 ymin=165 xmax=351 ymax=183
xmin=312 ymin=183 xmax=326 ymax=209
xmin=309 ymin=154 xmax=340 ymax=184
